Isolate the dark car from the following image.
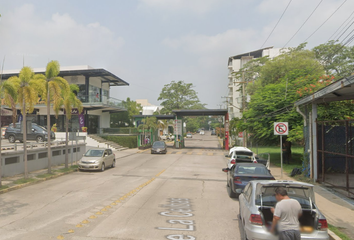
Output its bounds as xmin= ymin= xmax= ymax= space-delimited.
xmin=4 ymin=123 xmax=56 ymax=143
xmin=151 ymin=141 xmax=167 ymax=154
xmin=222 ymin=163 xmax=275 ymax=198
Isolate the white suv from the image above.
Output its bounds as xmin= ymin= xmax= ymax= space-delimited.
xmin=226 ymin=146 xmax=257 ymax=168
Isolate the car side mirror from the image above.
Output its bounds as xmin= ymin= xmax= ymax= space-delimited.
xmin=222 ymin=168 xmax=229 ymax=173
xmin=225 ymin=154 xmax=229 ymax=158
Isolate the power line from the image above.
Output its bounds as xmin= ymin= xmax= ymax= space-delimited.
xmin=261 ymin=0 xmax=292 ymax=48
xmin=328 ymin=9 xmax=354 ymax=41
xmin=283 ymin=0 xmax=323 ymax=48
xmin=336 ymin=18 xmax=354 ymax=42
xmin=304 ymin=0 xmax=347 ymax=42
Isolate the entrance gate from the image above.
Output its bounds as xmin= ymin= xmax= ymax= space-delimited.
xmin=172 ymin=109 xmax=229 ymax=150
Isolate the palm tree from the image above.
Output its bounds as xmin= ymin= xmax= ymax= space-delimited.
xmin=61 ymin=84 xmax=82 ymax=168
xmin=40 ymin=61 xmax=70 ymax=174
xmin=0 ymin=80 xmax=17 ymax=187
xmin=7 ymin=67 xmax=45 ymax=178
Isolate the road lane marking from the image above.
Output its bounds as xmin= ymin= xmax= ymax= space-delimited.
xmin=57 ymin=169 xmax=166 ymax=239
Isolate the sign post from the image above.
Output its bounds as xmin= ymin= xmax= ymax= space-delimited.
xmin=274 ymin=122 xmax=289 ymax=179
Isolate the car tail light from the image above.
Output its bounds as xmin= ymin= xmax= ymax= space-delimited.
xmin=253 ymin=159 xmax=258 ymax=163
xmin=234 ymin=177 xmax=242 ymax=184
xmin=318 ymin=219 xmax=328 ymax=230
xmin=231 ymin=159 xmax=236 ymax=164
xmin=249 ymin=214 xmax=263 ymax=225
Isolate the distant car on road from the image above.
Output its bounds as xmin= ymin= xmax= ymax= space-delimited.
xmin=151 ymin=141 xmax=167 ymax=154
xmin=4 ymin=122 xmax=55 ymax=143
xmin=222 ymin=163 xmax=274 ymax=198
xmin=200 ymin=130 xmax=205 ymax=135
xmin=239 ymin=180 xmax=329 ymax=240
xmin=78 ymin=148 xmax=115 ymax=172
xmin=211 ymin=129 xmax=216 ymax=135
xmin=186 ymin=133 xmax=192 ymax=138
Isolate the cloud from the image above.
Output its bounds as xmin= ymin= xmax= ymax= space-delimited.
xmin=138 ymin=0 xmax=225 ymax=15
xmin=162 ymin=28 xmax=259 ymax=55
xmin=0 ymin=4 xmax=124 ymax=69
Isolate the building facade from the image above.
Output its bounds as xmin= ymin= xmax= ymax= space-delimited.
xmin=227 ymin=47 xmax=280 ymax=119
xmin=1 ymin=65 xmax=129 ymax=135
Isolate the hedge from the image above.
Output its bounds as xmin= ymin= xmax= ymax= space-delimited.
xmin=101 ymin=135 xmax=137 ymax=148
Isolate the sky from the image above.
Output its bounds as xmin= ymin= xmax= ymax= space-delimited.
xmin=1 ymin=0 xmax=354 ymax=109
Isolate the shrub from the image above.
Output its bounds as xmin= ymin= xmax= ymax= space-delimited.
xmin=101 ymin=135 xmax=137 ymax=148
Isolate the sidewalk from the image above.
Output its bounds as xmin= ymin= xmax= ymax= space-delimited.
xmin=270 ymin=163 xmax=354 ymax=240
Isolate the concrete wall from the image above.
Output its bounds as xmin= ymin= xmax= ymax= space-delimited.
xmin=1 ymin=143 xmax=86 ymax=177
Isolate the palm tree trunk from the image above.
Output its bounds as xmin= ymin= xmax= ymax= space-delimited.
xmin=0 ymin=107 xmax=2 ymax=187
xmin=23 ymin=98 xmax=28 ymax=178
xmin=65 ymin=116 xmax=69 ymax=168
xmin=47 ymin=84 xmax=52 ymax=174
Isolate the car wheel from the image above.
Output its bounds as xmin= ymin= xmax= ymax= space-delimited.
xmin=112 ymin=159 xmax=116 ymax=168
xmin=227 ymin=181 xmax=237 ymax=198
xmin=8 ymin=135 xmax=16 ymax=143
xmin=36 ymin=136 xmax=44 ymax=142
xmin=100 ymin=163 xmax=105 ymax=172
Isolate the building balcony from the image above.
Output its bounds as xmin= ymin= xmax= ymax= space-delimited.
xmin=36 ymin=95 xmax=126 ymax=112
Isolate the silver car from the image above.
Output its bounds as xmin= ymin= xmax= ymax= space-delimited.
xmin=78 ymin=148 xmax=115 ymax=172
xmin=239 ymin=180 xmax=329 ymax=240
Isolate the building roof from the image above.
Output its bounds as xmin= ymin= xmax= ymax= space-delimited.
xmin=228 ymin=47 xmax=274 ymax=65
xmin=1 ymin=65 xmax=129 ymax=87
xmin=172 ymin=109 xmax=228 ymax=117
xmin=294 ymin=75 xmax=354 ymax=106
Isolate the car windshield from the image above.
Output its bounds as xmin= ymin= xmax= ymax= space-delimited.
xmin=84 ymin=149 xmax=104 ymax=157
xmin=153 ymin=141 xmax=165 ymax=147
xmin=236 ymin=166 xmax=269 ymax=175
xmin=255 ymin=186 xmax=316 ymax=209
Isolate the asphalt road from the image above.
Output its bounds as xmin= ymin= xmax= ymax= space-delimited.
xmin=0 ymin=132 xmax=242 ymax=240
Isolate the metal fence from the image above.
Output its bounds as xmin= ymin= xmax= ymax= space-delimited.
xmin=317 ymin=119 xmax=354 ymax=197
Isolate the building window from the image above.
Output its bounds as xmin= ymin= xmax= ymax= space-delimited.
xmin=28 ymin=154 xmax=36 ymax=161
xmin=52 ymin=150 xmax=61 ymax=156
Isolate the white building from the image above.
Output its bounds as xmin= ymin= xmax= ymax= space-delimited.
xmin=1 ymin=65 xmax=129 ymax=134
xmin=135 ymin=99 xmax=163 ymax=115
xmin=227 ymin=47 xmax=280 ymax=119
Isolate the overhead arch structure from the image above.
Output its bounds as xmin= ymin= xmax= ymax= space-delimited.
xmin=172 ymin=109 xmax=229 ymax=150
xmin=133 ymin=109 xmax=229 ymax=150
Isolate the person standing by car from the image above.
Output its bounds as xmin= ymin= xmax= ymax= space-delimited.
xmin=270 ymin=187 xmax=302 ymax=240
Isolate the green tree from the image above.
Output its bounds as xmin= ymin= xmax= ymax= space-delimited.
xmin=40 ymin=61 xmax=70 ymax=174
xmin=61 ymin=84 xmax=83 ymax=168
xmin=158 ymin=81 xmax=204 ymax=114
xmin=236 ymin=45 xmax=325 ymax=145
xmin=7 ymin=67 xmax=46 ymax=178
xmin=110 ymin=98 xmax=142 ymax=127
xmin=0 ymin=80 xmax=17 ymax=186
xmin=313 ymin=40 xmax=354 ymax=79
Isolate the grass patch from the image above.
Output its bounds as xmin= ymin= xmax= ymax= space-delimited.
xmin=13 ymin=178 xmax=37 ymax=184
xmin=329 ymin=224 xmax=351 ymax=240
xmin=0 ymin=185 xmax=9 ymax=190
xmin=54 ymin=165 xmax=78 ymax=173
xmin=248 ymin=145 xmax=304 ymax=176
xmin=37 ymin=173 xmax=55 ymax=178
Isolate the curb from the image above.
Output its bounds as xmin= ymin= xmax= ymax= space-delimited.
xmin=328 ymin=229 xmax=342 ymax=240
xmin=0 ymin=169 xmax=78 ymax=195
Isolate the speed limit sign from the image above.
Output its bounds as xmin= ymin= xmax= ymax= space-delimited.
xmin=274 ymin=122 xmax=288 ymax=135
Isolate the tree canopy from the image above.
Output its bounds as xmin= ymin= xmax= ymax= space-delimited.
xmin=157 ymin=81 xmax=205 ymax=114
xmin=111 ymin=98 xmax=142 ymax=127
xmin=234 ymin=42 xmax=354 ymax=145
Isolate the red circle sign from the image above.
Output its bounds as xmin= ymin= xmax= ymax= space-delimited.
xmin=275 ymin=123 xmax=287 ymax=134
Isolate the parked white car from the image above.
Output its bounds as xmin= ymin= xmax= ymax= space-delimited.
xmin=239 ymin=180 xmax=329 ymax=240
xmin=226 ymin=146 xmax=257 ymax=169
